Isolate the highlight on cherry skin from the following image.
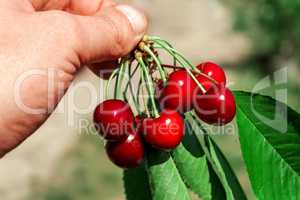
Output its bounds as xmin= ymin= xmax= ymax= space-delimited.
xmin=93 ymin=99 xmax=135 ymax=141
xmin=193 ymin=61 xmax=227 ymax=95
xmin=159 ymin=70 xmax=197 ymax=113
xmin=141 ymin=109 xmax=185 ymax=150
xmin=196 ymin=61 xmax=227 ymax=85
xmin=106 ymin=131 xmax=144 ymax=169
xmin=194 ymin=84 xmax=236 ymax=125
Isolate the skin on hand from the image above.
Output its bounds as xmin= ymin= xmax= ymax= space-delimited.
xmin=0 ymin=0 xmax=148 ymax=157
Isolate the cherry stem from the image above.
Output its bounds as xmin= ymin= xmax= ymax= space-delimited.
xmin=151 ymin=39 xmax=207 ymax=94
xmin=140 ymin=69 xmax=151 ymax=117
xmin=140 ymin=44 xmax=167 ymax=84
xmin=105 ymin=68 xmax=120 ymax=99
xmin=136 ymin=75 xmax=144 ymax=115
xmin=162 ymin=64 xmax=217 ymax=81
xmin=136 ymin=52 xmax=160 ymax=118
xmin=162 ymin=64 xmax=185 ymax=70
xmin=123 ymin=63 xmax=139 ymax=93
xmin=149 ymin=37 xmax=178 ymax=68
xmin=149 ymin=37 xmax=218 ymax=85
xmin=153 ymin=38 xmax=178 ymax=68
xmin=115 ymin=59 xmax=128 ymax=99
xmin=149 ymin=36 xmax=197 ymax=68
xmin=123 ymin=63 xmax=142 ymax=115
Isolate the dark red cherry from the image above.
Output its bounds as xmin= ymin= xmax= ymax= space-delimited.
xmin=159 ymin=70 xmax=197 ymax=112
xmin=196 ymin=62 xmax=226 ymax=84
xmin=141 ymin=110 xmax=184 ymax=149
xmin=106 ymin=131 xmax=144 ymax=168
xmin=194 ymin=85 xmax=236 ymax=125
xmin=93 ymin=99 xmax=135 ymax=141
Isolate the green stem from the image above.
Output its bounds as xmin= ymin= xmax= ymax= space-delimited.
xmin=150 ymin=37 xmax=218 ymax=85
xmin=123 ymin=63 xmax=141 ymax=115
xmin=136 ymin=54 xmax=159 ymax=118
xmin=151 ymin=37 xmax=178 ymax=68
xmin=151 ymin=40 xmax=207 ymax=94
xmin=137 ymin=75 xmax=143 ymax=115
xmin=173 ymin=57 xmax=177 ymax=70
xmin=116 ymin=59 xmax=128 ymax=99
xmin=123 ymin=63 xmax=139 ymax=94
xmin=148 ymin=36 xmax=188 ymax=64
xmin=142 ymin=45 xmax=167 ymax=84
xmin=105 ymin=68 xmax=120 ymax=99
xmin=162 ymin=64 xmax=214 ymax=77
xmin=141 ymin=69 xmax=152 ymax=117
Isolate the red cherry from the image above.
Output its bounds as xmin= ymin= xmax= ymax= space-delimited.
xmin=141 ymin=110 xmax=184 ymax=149
xmin=93 ymin=99 xmax=135 ymax=141
xmin=196 ymin=62 xmax=226 ymax=84
xmin=195 ymin=74 xmax=215 ymax=94
xmin=159 ymin=70 xmax=197 ymax=112
xmin=106 ymin=131 xmax=144 ymax=168
xmin=194 ymin=85 xmax=236 ymax=125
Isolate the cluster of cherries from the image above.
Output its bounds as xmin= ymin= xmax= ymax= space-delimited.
xmin=93 ymin=62 xmax=236 ymax=169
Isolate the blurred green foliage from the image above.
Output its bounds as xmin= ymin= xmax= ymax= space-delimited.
xmin=224 ymin=0 xmax=300 ymax=70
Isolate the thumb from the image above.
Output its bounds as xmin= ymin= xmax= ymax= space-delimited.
xmin=71 ymin=4 xmax=147 ymax=64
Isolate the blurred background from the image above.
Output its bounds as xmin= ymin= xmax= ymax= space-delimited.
xmin=0 ymin=0 xmax=299 ymax=200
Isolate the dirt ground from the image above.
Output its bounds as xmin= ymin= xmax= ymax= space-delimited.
xmin=0 ymin=1 xmax=249 ymax=200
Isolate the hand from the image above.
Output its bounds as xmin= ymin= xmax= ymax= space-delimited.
xmin=0 ymin=0 xmax=147 ymax=157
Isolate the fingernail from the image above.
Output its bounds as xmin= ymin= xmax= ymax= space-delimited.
xmin=116 ymin=5 xmax=147 ymax=35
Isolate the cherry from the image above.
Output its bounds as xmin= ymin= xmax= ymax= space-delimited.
xmin=195 ymin=74 xmax=215 ymax=94
xmin=106 ymin=131 xmax=144 ymax=168
xmin=194 ymin=84 xmax=236 ymax=125
xmin=159 ymin=70 xmax=197 ymax=112
xmin=141 ymin=110 xmax=184 ymax=149
xmin=93 ymin=99 xmax=135 ymax=141
xmin=196 ymin=62 xmax=226 ymax=84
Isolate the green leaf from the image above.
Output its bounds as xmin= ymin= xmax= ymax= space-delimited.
xmin=186 ymin=113 xmax=246 ymax=200
xmin=123 ymin=162 xmax=152 ymax=200
xmin=147 ymin=150 xmax=192 ymax=200
xmin=208 ymin=163 xmax=228 ymax=200
xmin=204 ymin=135 xmax=247 ymax=200
xmin=235 ymin=91 xmax=300 ymax=200
xmin=171 ymin=121 xmax=212 ymax=200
